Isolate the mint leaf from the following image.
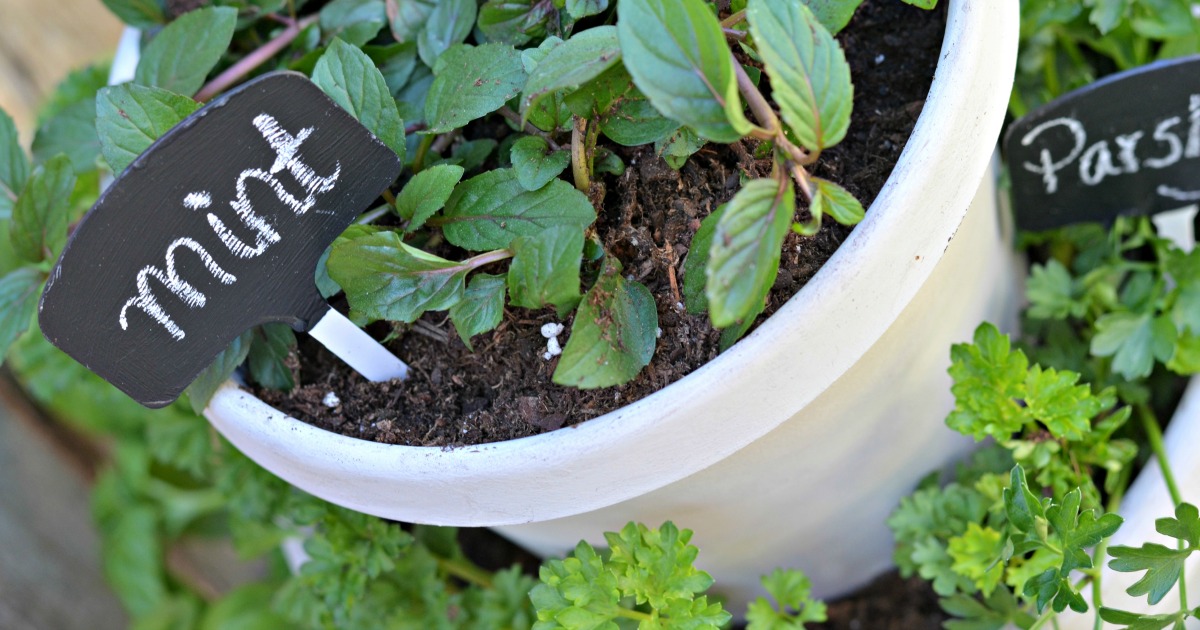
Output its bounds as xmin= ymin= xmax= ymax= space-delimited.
xmin=1091 ymin=312 xmax=1177 ymax=379
xmin=442 ymin=169 xmax=595 ymax=251
xmin=417 ymin=0 xmax=476 ymax=67
xmin=683 ymin=203 xmax=726 ymax=315
xmin=397 ymin=163 xmax=464 ymax=232
xmin=96 ymin=83 xmax=200 ymax=175
xmin=327 ymin=231 xmax=468 ymax=323
xmin=554 ymin=258 xmax=657 ymax=388
xmin=186 ymin=330 xmax=253 ymax=414
xmin=747 ymin=0 xmax=852 ymax=152
xmin=449 ymin=273 xmax=506 ymax=350
xmin=102 ymin=0 xmax=166 ymax=29
xmin=31 ymin=100 xmax=102 ymax=175
xmin=657 ymin=126 xmax=706 ymax=170
xmin=813 ymin=177 xmax=863 ymax=225
xmin=135 ymin=6 xmax=238 ymax=96
xmin=39 ymin=64 xmax=110 ymax=128
xmin=0 ymin=108 xmax=28 ymax=219
xmin=425 ymin=43 xmax=526 ymax=134
xmin=0 ymin=267 xmax=41 ymax=363
xmin=450 ymin=138 xmax=498 ymax=171
xmin=566 ymin=0 xmax=609 ymax=19
xmin=617 ymin=0 xmax=751 ymax=143
xmin=313 ymin=39 xmax=408 ymax=162
xmin=365 ymin=42 xmax=419 ymax=96
xmin=706 ymin=178 xmax=794 ymax=328
xmin=799 ymin=0 xmax=861 ymax=34
xmin=600 ymin=91 xmax=680 ymax=146
xmin=509 ymin=135 xmax=570 ymax=191
xmin=507 ymin=225 xmax=584 ymax=312
xmin=478 ymin=0 xmax=554 ymax=46
xmin=319 ymin=0 xmax=387 ymax=47
xmin=563 ymin=64 xmax=633 ymax=119
xmin=247 ymin=323 xmax=296 ymax=390
xmin=387 ymin=0 xmax=435 ymax=43
xmin=520 ymin=26 xmax=622 ymax=120
xmin=11 ymin=154 xmax=76 ymax=263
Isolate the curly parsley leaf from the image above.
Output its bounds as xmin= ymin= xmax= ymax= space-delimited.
xmin=745 ymin=568 xmax=827 ymax=628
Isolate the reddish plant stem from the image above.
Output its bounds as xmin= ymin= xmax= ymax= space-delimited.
xmin=194 ymin=14 xmax=319 ymax=102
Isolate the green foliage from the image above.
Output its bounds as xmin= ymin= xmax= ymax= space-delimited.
xmin=507 ymin=225 xmax=584 ymax=312
xmin=0 ymin=267 xmax=42 ymax=365
xmin=531 ymin=522 xmax=732 ymax=629
xmin=11 ymin=154 xmax=76 ymax=263
xmin=319 ymin=0 xmax=388 ymax=47
xmin=101 ymin=0 xmax=166 ymax=29
xmin=442 ymin=169 xmax=594 ymax=250
xmin=185 ymin=329 xmax=253 ymax=414
xmin=417 ymin=0 xmax=477 ymax=67
xmin=313 ymin=38 xmax=408 ymax=161
xmin=747 ymin=0 xmax=852 ymax=152
xmin=328 ymin=231 xmax=471 ymax=323
xmin=706 ymin=178 xmax=794 ymax=328
xmin=0 ymin=108 xmax=28 ymax=219
xmin=1108 ymin=503 xmax=1200 ymax=605
xmin=95 ymin=83 xmax=200 ymax=174
xmin=617 ymin=0 xmax=750 ymax=143
xmin=553 ymin=257 xmax=658 ymax=388
xmin=450 ymin=273 xmax=507 ymax=350
xmin=134 ymin=6 xmax=238 ymax=96
xmin=510 ymin=135 xmax=571 ymax=191
xmin=425 ymin=43 xmax=526 ymax=133
xmin=745 ymin=568 xmax=828 ymax=628
xmin=395 ymin=163 xmax=465 ymax=231
xmin=519 ymin=26 xmax=622 ymax=121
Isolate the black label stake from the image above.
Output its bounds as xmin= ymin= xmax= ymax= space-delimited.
xmin=1005 ymin=54 xmax=1200 ymax=251
xmin=39 ymin=72 xmax=405 ymax=408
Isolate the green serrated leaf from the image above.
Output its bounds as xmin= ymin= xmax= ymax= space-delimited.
xmin=617 ymin=0 xmax=751 ymax=143
xmin=417 ymin=0 xmax=476 ymax=67
xmin=748 ymin=0 xmax=852 ymax=152
xmin=39 ymin=63 xmax=110 ymax=127
xmin=554 ymin=258 xmax=657 ymax=388
xmin=0 ymin=108 xmax=28 ymax=220
xmin=247 ymin=323 xmax=296 ymax=390
xmin=327 ymin=231 xmax=468 ymax=322
xmin=799 ymin=0 xmax=862 ymax=34
xmin=746 ymin=568 xmax=827 ymax=627
xmin=450 ymin=138 xmax=498 ymax=171
xmin=199 ymin=583 xmax=289 ymax=630
xmin=509 ymin=135 xmax=570 ymax=191
xmin=520 ymin=26 xmax=621 ymax=120
xmin=563 ymin=64 xmax=633 ymax=119
xmin=320 ymin=0 xmax=387 ymax=47
xmin=135 ymin=6 xmax=238 ymax=96
xmin=96 ymin=84 xmax=200 ymax=175
xmin=683 ymin=203 xmax=726 ymax=315
xmin=1049 ymin=488 xmax=1122 ymax=574
xmin=442 ymin=168 xmax=595 ymax=251
xmin=449 ymin=273 xmax=506 ymax=350
xmin=1003 ymin=466 xmax=1046 ymax=534
xmin=507 ymin=225 xmax=583 ymax=312
xmin=0 ymin=267 xmax=42 ymax=364
xmin=313 ymin=38 xmax=407 ymax=161
xmin=706 ymin=178 xmax=793 ymax=328
xmin=1108 ymin=543 xmax=1189 ymax=606
xmin=814 ymin=177 xmax=863 ymax=225
xmin=1157 ymin=503 xmax=1200 ymax=548
xmin=102 ymin=0 xmax=166 ymax=28
xmin=1098 ymin=606 xmax=1185 ymax=630
xmin=657 ymin=126 xmax=706 ymax=170
xmin=566 ymin=0 xmax=609 ymax=19
xmin=387 ymin=0 xmax=435 ymax=43
xmin=1091 ymin=312 xmax=1177 ymax=379
xmin=947 ymin=523 xmax=1006 ymax=596
xmin=31 ymin=100 xmax=102 ymax=175
xmin=425 ymin=43 xmax=526 ymax=134
xmin=397 ymin=163 xmax=464 ymax=231
xmin=478 ymin=0 xmax=554 ymax=46
xmin=946 ymin=323 xmax=1030 ymax=441
xmin=601 ymin=92 xmax=680 ymax=146
xmin=364 ymin=42 xmax=419 ymax=96
xmin=11 ymin=154 xmax=76 ymax=263
xmin=185 ymin=330 xmax=253 ymax=414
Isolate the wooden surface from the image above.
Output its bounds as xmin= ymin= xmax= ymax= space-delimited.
xmin=0 ymin=0 xmax=123 ymax=142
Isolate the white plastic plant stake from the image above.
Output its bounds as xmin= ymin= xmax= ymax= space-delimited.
xmin=308 ymin=309 xmax=408 ymax=382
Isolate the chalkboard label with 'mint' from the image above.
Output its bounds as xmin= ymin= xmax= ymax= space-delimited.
xmin=39 ymin=72 xmax=401 ymax=408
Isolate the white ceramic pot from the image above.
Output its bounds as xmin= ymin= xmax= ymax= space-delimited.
xmin=203 ymin=0 xmax=1019 ymax=607
xmin=1053 ymin=375 xmax=1200 ymax=629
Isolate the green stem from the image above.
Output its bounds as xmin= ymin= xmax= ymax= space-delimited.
xmin=612 ymin=607 xmax=654 ymax=622
xmin=461 ymin=249 xmax=513 ymax=272
xmin=732 ymin=59 xmax=780 ymax=135
xmin=436 ymin=556 xmax=494 ymax=589
xmin=720 ymin=9 xmax=746 ymax=28
xmin=1139 ymin=404 xmax=1189 ymax=611
xmin=413 ymin=134 xmax=435 ymax=173
xmin=571 ymin=116 xmax=591 ymax=193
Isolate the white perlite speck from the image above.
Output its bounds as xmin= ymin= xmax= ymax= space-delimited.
xmin=540 ymin=322 xmax=565 ymax=338
xmin=322 ymin=391 xmax=341 ymax=408
xmin=542 ymin=336 xmax=563 ymax=361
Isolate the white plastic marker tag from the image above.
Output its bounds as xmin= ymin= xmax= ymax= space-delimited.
xmin=1151 ymin=206 xmax=1198 ymax=254
xmin=309 ymin=310 xmax=409 ymax=382
xmin=39 ymin=71 xmax=406 ymax=408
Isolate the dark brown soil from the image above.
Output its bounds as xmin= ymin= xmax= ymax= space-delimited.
xmin=256 ymin=0 xmax=948 ymax=446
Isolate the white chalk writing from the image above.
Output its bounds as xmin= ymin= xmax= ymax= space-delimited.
xmin=119 ymin=238 xmax=236 ymax=340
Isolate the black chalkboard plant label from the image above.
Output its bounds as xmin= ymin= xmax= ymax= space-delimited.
xmin=38 ymin=72 xmax=406 ymax=408
xmin=1005 ymin=54 xmax=1200 ymax=249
